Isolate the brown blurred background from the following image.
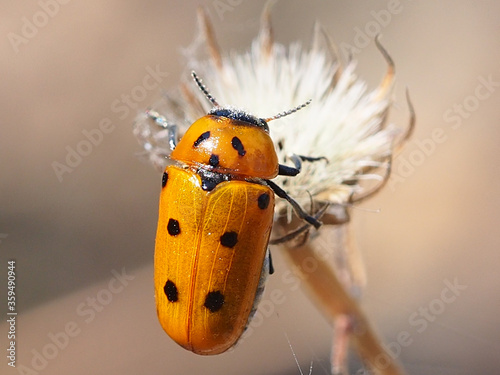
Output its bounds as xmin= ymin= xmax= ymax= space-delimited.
xmin=1 ymin=1 xmax=499 ymax=374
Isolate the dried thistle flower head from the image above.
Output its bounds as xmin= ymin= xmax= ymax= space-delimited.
xmin=135 ymin=6 xmax=413 ymax=373
xmin=134 ymin=6 xmax=413 ymax=216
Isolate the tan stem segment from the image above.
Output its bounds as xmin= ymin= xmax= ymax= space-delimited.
xmin=282 ymin=243 xmax=405 ymax=375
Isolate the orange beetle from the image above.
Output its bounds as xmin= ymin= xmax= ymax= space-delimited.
xmin=152 ymin=72 xmax=322 ymax=355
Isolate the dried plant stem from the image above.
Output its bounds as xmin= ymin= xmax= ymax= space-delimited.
xmin=331 ymin=314 xmax=351 ymax=374
xmin=282 ymin=243 xmax=405 ymax=375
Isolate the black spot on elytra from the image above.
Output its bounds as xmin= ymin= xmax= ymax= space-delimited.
xmin=209 ymin=154 xmax=219 ymax=167
xmin=164 ymin=280 xmax=178 ymax=302
xmin=162 ymin=171 xmax=168 ymax=188
xmin=167 ymin=219 xmax=180 ymax=236
xmin=231 ymin=136 xmax=246 ymax=156
xmin=193 ymin=131 xmax=210 ymax=147
xmin=258 ymin=193 xmax=270 ymax=210
xmin=220 ymin=231 xmax=238 ymax=248
xmin=204 ymin=291 xmax=225 ymax=312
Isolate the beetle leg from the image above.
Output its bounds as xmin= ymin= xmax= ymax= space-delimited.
xmin=278 ymin=164 xmax=300 ymax=176
xmin=265 ymin=180 xmax=322 ymax=229
xmin=145 ymin=108 xmax=179 ymax=151
xmin=289 ymin=154 xmax=329 ymax=171
xmin=268 ymin=250 xmax=274 ymax=275
xmin=269 ymin=222 xmax=310 ymax=245
xmin=278 ymin=154 xmax=328 ymax=176
xmin=270 ymin=202 xmax=330 ymax=244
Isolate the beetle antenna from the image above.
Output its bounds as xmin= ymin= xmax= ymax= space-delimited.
xmin=191 ymin=71 xmax=220 ymax=107
xmin=264 ymin=99 xmax=312 ymax=122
